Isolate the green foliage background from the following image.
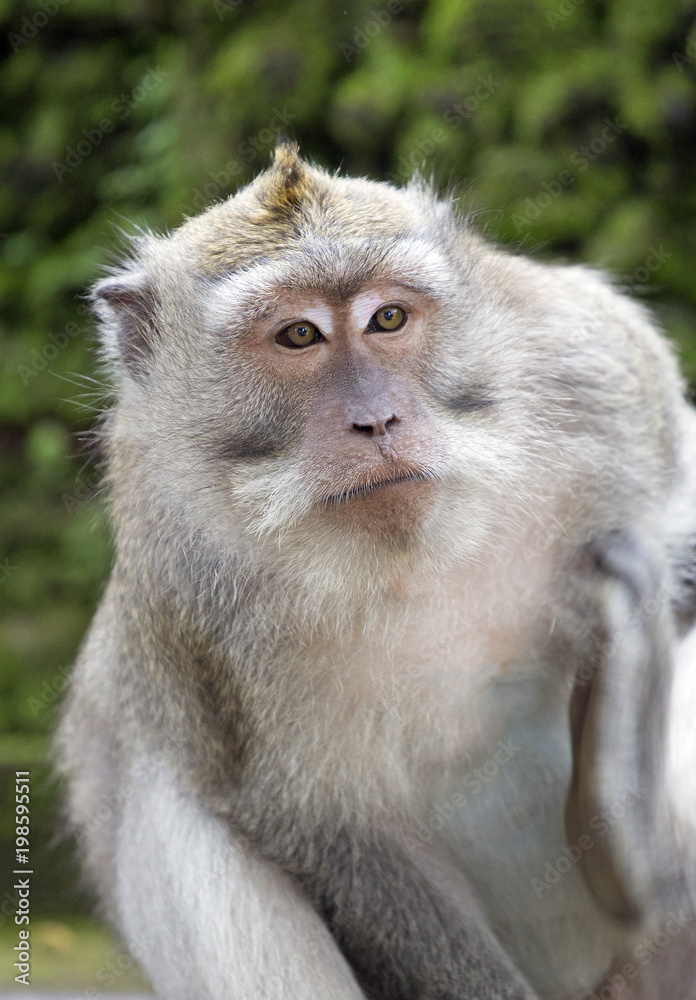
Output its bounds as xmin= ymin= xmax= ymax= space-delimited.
xmin=2 ymin=0 xmax=696 ymax=931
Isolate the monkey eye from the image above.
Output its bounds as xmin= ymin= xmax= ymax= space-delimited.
xmin=276 ymin=320 xmax=323 ymax=349
xmin=369 ymin=305 xmax=406 ymax=332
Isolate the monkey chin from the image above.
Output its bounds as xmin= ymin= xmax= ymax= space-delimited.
xmin=320 ymin=477 xmax=438 ymax=537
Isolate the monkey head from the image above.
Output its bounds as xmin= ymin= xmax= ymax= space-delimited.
xmin=92 ymin=143 xmax=681 ymax=608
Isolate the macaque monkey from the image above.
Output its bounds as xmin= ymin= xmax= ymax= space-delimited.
xmin=56 ymin=142 xmax=696 ymax=999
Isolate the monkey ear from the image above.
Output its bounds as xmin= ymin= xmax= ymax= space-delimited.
xmin=91 ymin=272 xmax=157 ymax=378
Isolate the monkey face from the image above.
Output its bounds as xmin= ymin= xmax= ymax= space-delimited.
xmin=204 ymin=261 xmax=457 ymax=539
xmin=96 ymin=143 xmax=677 ymax=597
xmin=250 ymin=285 xmax=441 ymax=537
xmin=91 ymin=148 xmax=555 ymax=589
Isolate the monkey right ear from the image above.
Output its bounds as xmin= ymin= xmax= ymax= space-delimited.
xmin=91 ymin=272 xmax=157 ymax=378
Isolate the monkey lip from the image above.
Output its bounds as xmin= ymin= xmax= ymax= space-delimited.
xmin=320 ymin=470 xmax=439 ymax=507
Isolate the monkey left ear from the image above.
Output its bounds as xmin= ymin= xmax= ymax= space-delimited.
xmin=91 ymin=272 xmax=158 ymax=379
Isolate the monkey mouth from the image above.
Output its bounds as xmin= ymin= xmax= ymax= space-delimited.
xmin=320 ymin=470 xmax=439 ymax=507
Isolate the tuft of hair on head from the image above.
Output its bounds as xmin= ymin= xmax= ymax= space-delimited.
xmin=254 ymin=139 xmax=312 ymax=218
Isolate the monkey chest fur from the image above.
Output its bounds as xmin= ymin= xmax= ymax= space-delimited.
xmin=429 ymin=673 xmax=620 ymax=998
xmin=257 ymin=557 xmax=616 ymax=1000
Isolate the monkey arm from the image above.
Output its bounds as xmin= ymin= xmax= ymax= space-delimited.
xmin=111 ymin=754 xmax=538 ymax=1000
xmin=109 ymin=758 xmax=368 ymax=1000
xmin=247 ymin=823 xmax=539 ymax=1000
xmin=566 ymin=531 xmax=696 ymax=929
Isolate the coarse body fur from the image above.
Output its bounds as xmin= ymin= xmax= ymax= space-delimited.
xmin=57 ymin=144 xmax=696 ymax=999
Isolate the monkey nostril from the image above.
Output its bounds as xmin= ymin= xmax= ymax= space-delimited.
xmin=352 ymin=414 xmax=399 ymax=436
